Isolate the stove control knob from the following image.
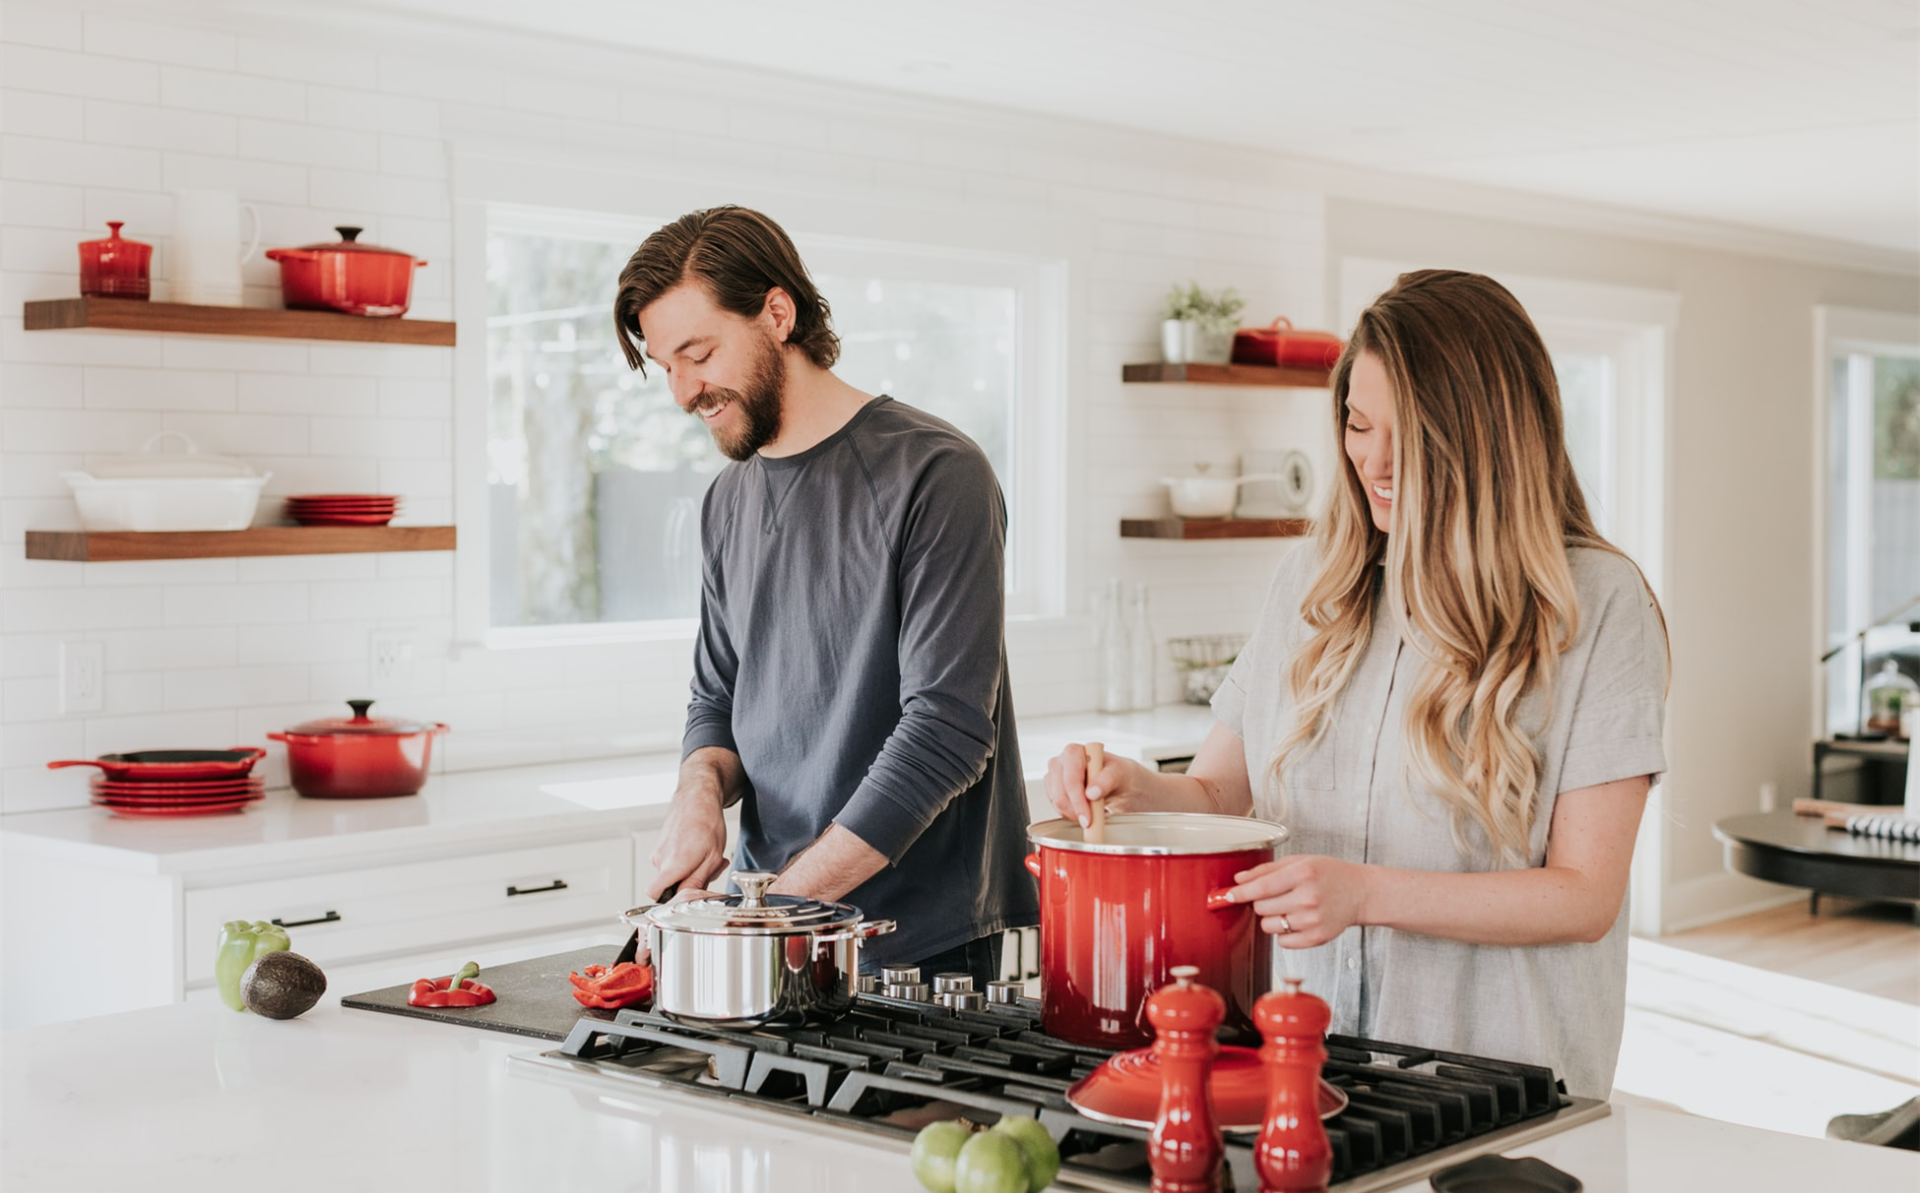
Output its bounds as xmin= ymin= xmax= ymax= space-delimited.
xmin=939 ymin=990 xmax=986 ymax=1012
xmin=855 ymin=973 xmax=880 ymax=995
xmin=933 ymin=973 xmax=975 ymax=995
xmin=881 ymin=965 xmax=922 ymax=986
xmin=986 ymin=980 xmax=1024 ymax=1005
xmin=885 ymin=982 xmax=931 ymax=1002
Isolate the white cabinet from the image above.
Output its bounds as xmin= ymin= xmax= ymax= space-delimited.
xmin=0 ymin=757 xmax=681 ymax=1029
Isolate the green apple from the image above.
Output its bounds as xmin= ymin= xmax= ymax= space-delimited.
xmin=990 ymin=1116 xmax=1062 ymax=1190
xmin=954 ymin=1130 xmax=1030 ymax=1193
xmin=911 ymin=1120 xmax=972 ymax=1193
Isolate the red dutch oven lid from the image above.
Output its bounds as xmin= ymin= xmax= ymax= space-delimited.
xmin=272 ymin=226 xmax=422 ymax=263
xmin=281 ymin=699 xmax=438 ymax=738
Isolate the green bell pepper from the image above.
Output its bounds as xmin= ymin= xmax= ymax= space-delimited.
xmin=215 ymin=920 xmax=292 ymax=1011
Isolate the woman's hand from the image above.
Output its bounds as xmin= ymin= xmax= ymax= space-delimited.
xmin=1044 ymin=742 xmax=1151 ymax=827
xmin=1225 ymin=855 xmax=1373 ymax=948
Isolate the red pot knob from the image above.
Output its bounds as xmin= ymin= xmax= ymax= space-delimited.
xmin=1146 ymin=965 xmax=1225 ymax=1193
xmin=1253 ymin=978 xmax=1333 ymax=1193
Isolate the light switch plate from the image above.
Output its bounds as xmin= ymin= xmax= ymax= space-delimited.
xmin=60 ymin=642 xmax=104 ymax=714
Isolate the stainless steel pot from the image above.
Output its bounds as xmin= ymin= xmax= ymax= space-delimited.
xmin=620 ymin=871 xmax=895 ymax=1029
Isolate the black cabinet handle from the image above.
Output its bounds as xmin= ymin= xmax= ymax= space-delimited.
xmin=507 ymin=879 xmax=568 ymax=897
xmin=271 ymin=910 xmax=341 ymax=928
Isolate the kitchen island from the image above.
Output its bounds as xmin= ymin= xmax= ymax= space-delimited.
xmin=4 ymin=995 xmax=1913 ymax=1192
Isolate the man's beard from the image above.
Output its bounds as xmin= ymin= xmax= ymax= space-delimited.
xmin=692 ymin=335 xmax=785 ymax=461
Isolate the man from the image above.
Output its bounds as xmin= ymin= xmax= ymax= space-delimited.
xmin=613 ymin=205 xmax=1037 ymax=988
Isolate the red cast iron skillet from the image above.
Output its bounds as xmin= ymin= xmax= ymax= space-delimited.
xmin=48 ymin=747 xmax=266 ymax=782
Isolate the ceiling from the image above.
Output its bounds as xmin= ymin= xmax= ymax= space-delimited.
xmin=301 ymin=0 xmax=1920 ymax=256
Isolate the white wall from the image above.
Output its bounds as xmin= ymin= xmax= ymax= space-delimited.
xmin=0 ymin=0 xmax=1330 ymax=812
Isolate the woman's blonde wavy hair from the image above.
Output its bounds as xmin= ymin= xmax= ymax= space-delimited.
xmin=1274 ymin=269 xmax=1656 ymax=865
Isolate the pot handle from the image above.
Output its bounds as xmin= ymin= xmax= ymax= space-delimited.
xmin=853 ymin=919 xmax=897 ymax=939
xmin=1205 ymin=887 xmax=1240 ymax=912
xmin=265 ymin=732 xmax=291 ymax=743
xmin=45 ymin=759 xmax=109 ymax=771
xmin=1024 ymin=853 xmax=1042 ymax=879
xmin=264 ymin=248 xmax=316 ymax=262
xmin=228 ymin=747 xmax=268 ymax=763
xmin=429 ymin=722 xmax=450 ymax=735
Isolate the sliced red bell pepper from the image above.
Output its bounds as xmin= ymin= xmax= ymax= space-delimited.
xmin=568 ymin=961 xmax=653 ymax=1009
xmin=408 ymin=961 xmax=497 ymax=1008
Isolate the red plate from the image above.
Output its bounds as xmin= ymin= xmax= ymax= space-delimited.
xmin=291 ymin=513 xmax=396 ymax=526
xmin=94 ymin=790 xmax=264 ymax=807
xmin=91 ymin=778 xmax=264 ymax=795
xmin=94 ymin=797 xmax=257 ymax=818
xmin=1065 ymin=1044 xmax=1348 ymax=1130
xmin=286 ymin=500 xmax=399 ymax=508
xmin=287 ymin=494 xmax=401 ymax=503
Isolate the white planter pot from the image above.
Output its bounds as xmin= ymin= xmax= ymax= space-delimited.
xmin=1162 ymin=319 xmax=1232 ymax=365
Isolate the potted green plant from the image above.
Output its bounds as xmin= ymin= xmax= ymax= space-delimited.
xmin=1161 ymin=282 xmax=1244 ymax=365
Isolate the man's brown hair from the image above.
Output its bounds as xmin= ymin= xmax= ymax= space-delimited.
xmin=613 ymin=205 xmax=840 ymax=376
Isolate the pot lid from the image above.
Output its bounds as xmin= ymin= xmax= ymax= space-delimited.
xmin=641 ymin=871 xmax=864 ymax=935
xmin=287 ymin=226 xmax=414 ymax=257
xmin=1028 ymin=812 xmax=1288 ymax=856
xmin=281 ymin=699 xmax=436 ymax=737
xmin=84 ymin=431 xmax=258 ymax=479
xmin=1067 ymin=1042 xmax=1348 ymax=1130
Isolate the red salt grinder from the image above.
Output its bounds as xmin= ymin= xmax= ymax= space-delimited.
xmin=1254 ymin=977 xmax=1333 ymax=1193
xmin=1146 ymin=964 xmax=1226 ymax=1193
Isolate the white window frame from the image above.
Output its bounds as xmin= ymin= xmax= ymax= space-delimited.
xmin=1812 ymin=306 xmax=1920 ymax=739
xmin=454 ymin=198 xmax=1068 ymax=650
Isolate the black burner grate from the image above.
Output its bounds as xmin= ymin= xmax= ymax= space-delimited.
xmin=549 ymin=993 xmax=1574 ymax=1191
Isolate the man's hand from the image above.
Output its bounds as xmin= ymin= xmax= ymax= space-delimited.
xmin=645 ymin=748 xmax=741 ymax=900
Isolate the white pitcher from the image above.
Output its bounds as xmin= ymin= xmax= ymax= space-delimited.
xmin=171 ymin=189 xmax=259 ymax=307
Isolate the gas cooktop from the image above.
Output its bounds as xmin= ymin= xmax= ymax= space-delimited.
xmin=513 ymin=979 xmax=1608 ymax=1193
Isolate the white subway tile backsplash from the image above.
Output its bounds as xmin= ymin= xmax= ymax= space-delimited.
xmin=160 ymin=64 xmax=304 ymax=120
xmin=2 ymin=676 xmax=58 ymax=722
xmin=234 ymin=620 xmax=367 ymax=663
xmin=2 ymin=765 xmax=87 ymax=813
xmin=251 ymin=455 xmax=379 ymax=496
xmin=375 ymin=378 xmax=448 ymax=419
xmin=307 ymin=342 xmax=452 ymax=379
xmin=2 ymin=179 xmax=84 ymax=229
xmin=0 ymin=44 xmax=159 ymax=102
xmin=159 ymin=151 xmax=308 ymax=206
xmin=3 ymin=407 xmax=164 ymax=452
xmin=2 ymin=362 xmax=83 ymax=409
xmin=0 ymin=134 xmax=162 ymax=189
xmin=4 ymin=3 xmax=84 ymax=51
xmin=84 ymin=366 xmax=236 ymax=411
xmin=83 ymin=708 xmax=239 ymax=757
xmin=2 ymin=87 xmax=85 ymax=140
xmin=2 ymin=585 xmax=165 ymax=633
xmin=85 ymin=98 xmax=236 ymax=155
xmin=80 ymin=187 xmax=174 ymax=237
xmin=307 ymin=577 xmax=448 ymax=622
xmin=377 ymin=133 xmax=445 ymax=179
xmin=239 ymin=117 xmax=378 ymax=171
xmin=162 ymin=582 xmax=307 ymax=627
xmin=84 ymin=13 xmax=234 ymax=70
xmin=1 ymin=495 xmax=81 ymax=540
xmin=235 ymin=37 xmax=377 ymax=90
xmin=374 ymin=457 xmax=451 ymax=497
xmin=309 ymin=416 xmax=448 ymax=459
xmin=236 ymin=372 xmax=374 ymax=415
xmin=101 ymin=669 xmax=166 ymax=717
xmin=160 ymin=412 xmax=308 ymax=455
xmin=307 ymin=168 xmax=447 ymax=219
xmin=164 ymin=664 xmax=309 ymax=711
xmin=374 ymin=552 xmax=452 ymax=579
xmin=77 ymin=558 xmax=239 ymax=587
xmin=305 ymin=84 xmax=441 ymax=138
xmin=92 ymin=626 xmax=237 ymax=672
xmin=0 ymin=632 xmax=60 ymax=679
xmin=3 ymin=717 xmax=83 ymax=773
xmin=161 ymin=336 xmax=309 ymax=373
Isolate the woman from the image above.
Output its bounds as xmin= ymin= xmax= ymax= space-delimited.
xmin=1048 ymin=270 xmax=1668 ymax=1100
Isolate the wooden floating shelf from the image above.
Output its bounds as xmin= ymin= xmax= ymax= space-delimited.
xmin=1122 ymin=361 xmax=1331 ymax=387
xmin=1121 ymin=518 xmax=1312 ymax=540
xmin=23 ymin=297 xmax=456 ymax=346
xmin=26 ymin=525 xmax=457 ymax=562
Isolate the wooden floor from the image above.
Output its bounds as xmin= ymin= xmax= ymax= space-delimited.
xmin=1658 ymin=896 xmax=1919 ymax=1006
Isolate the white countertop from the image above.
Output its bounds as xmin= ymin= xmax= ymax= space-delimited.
xmin=4 ymin=996 xmax=1912 ymax=1193
xmin=0 ymin=704 xmax=1222 ymax=874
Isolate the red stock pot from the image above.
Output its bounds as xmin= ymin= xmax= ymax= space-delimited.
xmin=265 ymin=226 xmax=425 ymax=317
xmin=268 ymin=700 xmax=448 ymax=799
xmin=1026 ymin=813 xmax=1288 ymax=1049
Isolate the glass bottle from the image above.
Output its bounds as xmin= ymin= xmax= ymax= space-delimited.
xmin=1096 ymin=578 xmax=1130 ymax=714
xmin=1864 ymin=659 xmax=1918 ymax=739
xmin=1130 ymin=583 xmax=1156 ymax=711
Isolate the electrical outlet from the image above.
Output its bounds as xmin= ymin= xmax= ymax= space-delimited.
xmin=369 ymin=632 xmax=416 ymax=692
xmin=60 ymin=642 xmax=104 ymax=714
xmin=1758 ymin=781 xmax=1778 ymax=813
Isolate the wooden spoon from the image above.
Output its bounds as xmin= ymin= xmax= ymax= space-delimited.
xmin=1085 ymin=741 xmax=1107 ymax=844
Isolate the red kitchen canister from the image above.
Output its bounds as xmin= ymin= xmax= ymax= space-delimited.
xmin=1026 ymin=813 xmax=1288 ymax=1049
xmin=78 ymin=222 xmax=153 ymax=300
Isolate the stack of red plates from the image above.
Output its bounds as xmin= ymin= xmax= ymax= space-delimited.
xmin=90 ymin=775 xmax=265 ymax=817
xmin=285 ymin=494 xmax=400 ymax=526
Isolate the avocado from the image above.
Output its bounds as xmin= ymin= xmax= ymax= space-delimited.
xmin=241 ymin=950 xmax=327 ymax=1019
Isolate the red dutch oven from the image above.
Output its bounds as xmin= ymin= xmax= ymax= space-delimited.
xmin=268 ymin=700 xmax=448 ymax=799
xmin=1026 ymin=813 xmax=1288 ymax=1050
xmin=265 ymin=226 xmax=426 ymax=317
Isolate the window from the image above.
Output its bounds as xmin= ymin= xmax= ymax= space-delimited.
xmin=484 ymin=208 xmax=1063 ymax=637
xmin=1819 ymin=308 xmax=1920 ymax=737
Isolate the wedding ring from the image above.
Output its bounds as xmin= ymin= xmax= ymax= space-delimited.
xmin=1277 ymin=914 xmax=1294 ymax=935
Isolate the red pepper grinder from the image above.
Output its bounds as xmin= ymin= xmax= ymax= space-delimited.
xmin=1146 ymin=964 xmax=1225 ymax=1193
xmin=77 ymin=222 xmax=152 ymax=300
xmin=1253 ymin=977 xmax=1333 ymax=1193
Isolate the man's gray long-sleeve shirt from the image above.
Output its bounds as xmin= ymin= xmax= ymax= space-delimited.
xmin=681 ymin=396 xmax=1038 ymax=963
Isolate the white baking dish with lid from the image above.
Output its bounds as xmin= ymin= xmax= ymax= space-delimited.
xmin=61 ymin=432 xmax=270 ymax=531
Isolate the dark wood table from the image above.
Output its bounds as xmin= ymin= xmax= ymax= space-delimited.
xmin=1714 ymin=810 xmax=1920 ymax=915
